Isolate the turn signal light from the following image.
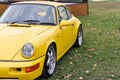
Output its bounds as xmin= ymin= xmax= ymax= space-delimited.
xmin=25 ymin=63 xmax=39 ymax=73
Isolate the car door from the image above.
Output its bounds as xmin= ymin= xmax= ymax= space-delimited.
xmin=56 ymin=6 xmax=77 ymax=59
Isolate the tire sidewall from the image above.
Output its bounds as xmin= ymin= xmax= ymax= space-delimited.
xmin=42 ymin=44 xmax=56 ymax=78
xmin=74 ymin=25 xmax=83 ymax=47
xmin=78 ymin=26 xmax=83 ymax=47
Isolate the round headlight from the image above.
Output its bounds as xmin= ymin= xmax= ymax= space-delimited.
xmin=22 ymin=43 xmax=34 ymax=58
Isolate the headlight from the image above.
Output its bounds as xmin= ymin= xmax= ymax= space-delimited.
xmin=22 ymin=43 xmax=34 ymax=58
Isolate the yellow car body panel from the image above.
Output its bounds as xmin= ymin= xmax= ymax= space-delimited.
xmin=0 ymin=1 xmax=82 ymax=80
xmin=0 ymin=24 xmax=52 ymax=60
xmin=0 ymin=56 xmax=45 ymax=80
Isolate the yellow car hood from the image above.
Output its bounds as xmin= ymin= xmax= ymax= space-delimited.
xmin=0 ymin=24 xmax=51 ymax=60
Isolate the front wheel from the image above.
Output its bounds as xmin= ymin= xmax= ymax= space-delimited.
xmin=74 ymin=25 xmax=83 ymax=47
xmin=42 ymin=44 xmax=56 ymax=78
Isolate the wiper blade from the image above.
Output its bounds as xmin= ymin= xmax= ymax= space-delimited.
xmin=23 ymin=20 xmax=40 ymax=25
xmin=5 ymin=20 xmax=22 ymax=24
xmin=8 ymin=23 xmax=31 ymax=27
xmin=40 ymin=22 xmax=55 ymax=25
xmin=0 ymin=21 xmax=19 ymax=24
xmin=24 ymin=20 xmax=40 ymax=22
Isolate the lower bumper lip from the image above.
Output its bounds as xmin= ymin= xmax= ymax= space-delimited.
xmin=0 ymin=56 xmax=45 ymax=80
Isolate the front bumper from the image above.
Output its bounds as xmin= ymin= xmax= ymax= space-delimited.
xmin=0 ymin=56 xmax=45 ymax=80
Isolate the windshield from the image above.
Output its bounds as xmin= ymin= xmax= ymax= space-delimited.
xmin=0 ymin=4 xmax=56 ymax=25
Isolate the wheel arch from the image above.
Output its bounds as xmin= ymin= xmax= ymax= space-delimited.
xmin=46 ymin=40 xmax=57 ymax=55
xmin=50 ymin=42 xmax=57 ymax=53
xmin=77 ymin=23 xmax=82 ymax=32
xmin=78 ymin=23 xmax=82 ymax=29
xmin=41 ymin=40 xmax=57 ymax=78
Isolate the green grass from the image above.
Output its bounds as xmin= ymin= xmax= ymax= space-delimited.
xmin=38 ymin=1 xmax=120 ymax=80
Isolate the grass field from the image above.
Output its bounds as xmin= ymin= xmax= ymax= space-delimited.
xmin=38 ymin=1 xmax=120 ymax=80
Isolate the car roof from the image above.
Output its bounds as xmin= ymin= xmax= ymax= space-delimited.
xmin=13 ymin=1 xmax=64 ymax=7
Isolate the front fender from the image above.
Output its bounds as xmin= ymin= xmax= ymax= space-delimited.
xmin=13 ymin=28 xmax=57 ymax=61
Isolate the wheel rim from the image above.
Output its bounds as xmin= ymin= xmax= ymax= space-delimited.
xmin=47 ymin=46 xmax=56 ymax=75
xmin=78 ymin=29 xmax=82 ymax=46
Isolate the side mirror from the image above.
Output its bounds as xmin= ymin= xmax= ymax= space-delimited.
xmin=60 ymin=20 xmax=72 ymax=28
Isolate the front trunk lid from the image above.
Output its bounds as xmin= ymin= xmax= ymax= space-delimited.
xmin=0 ymin=24 xmax=51 ymax=60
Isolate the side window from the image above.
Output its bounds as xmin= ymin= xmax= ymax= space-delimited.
xmin=66 ymin=9 xmax=72 ymax=19
xmin=58 ymin=7 xmax=69 ymax=21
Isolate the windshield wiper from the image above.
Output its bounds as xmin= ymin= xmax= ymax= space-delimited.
xmin=0 ymin=21 xmax=22 ymax=24
xmin=8 ymin=21 xmax=31 ymax=27
xmin=23 ymin=20 xmax=41 ymax=25
xmin=9 ymin=21 xmax=21 ymax=24
xmin=40 ymin=22 xmax=55 ymax=25
xmin=0 ymin=21 xmax=19 ymax=24
xmin=24 ymin=20 xmax=40 ymax=22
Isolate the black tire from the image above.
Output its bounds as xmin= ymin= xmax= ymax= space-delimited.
xmin=74 ymin=25 xmax=83 ymax=47
xmin=42 ymin=44 xmax=56 ymax=78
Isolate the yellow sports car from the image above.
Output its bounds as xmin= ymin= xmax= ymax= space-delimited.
xmin=0 ymin=1 xmax=83 ymax=80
